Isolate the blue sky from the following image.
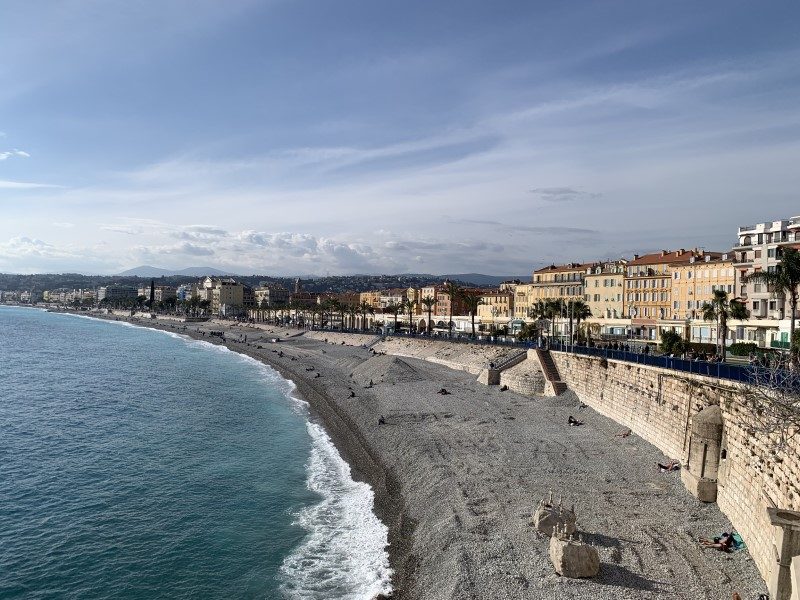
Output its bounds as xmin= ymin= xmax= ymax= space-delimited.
xmin=2 ymin=0 xmax=800 ymax=275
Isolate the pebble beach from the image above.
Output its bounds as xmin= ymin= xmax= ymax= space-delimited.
xmin=101 ymin=314 xmax=767 ymax=600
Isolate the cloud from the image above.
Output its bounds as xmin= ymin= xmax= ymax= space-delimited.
xmin=528 ymin=187 xmax=602 ymax=202
xmin=51 ymin=222 xmax=75 ymax=228
xmin=449 ymin=218 xmax=598 ymax=235
xmin=0 ymin=180 xmax=61 ymax=189
xmin=0 ymin=149 xmax=30 ymax=160
xmin=100 ymin=224 xmax=143 ymax=235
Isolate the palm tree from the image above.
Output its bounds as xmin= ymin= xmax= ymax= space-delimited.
xmin=744 ymin=247 xmax=800 ymax=360
xmin=701 ymin=290 xmax=749 ymax=361
xmin=541 ymin=298 xmax=563 ymax=341
xmin=421 ymin=295 xmax=436 ymax=335
xmin=346 ymin=305 xmax=357 ymax=330
xmin=401 ymin=297 xmax=416 ymax=333
xmin=460 ymin=290 xmax=484 ymax=338
xmin=527 ymin=300 xmax=549 ymax=346
xmin=259 ymin=298 xmax=269 ymax=323
xmin=571 ymin=299 xmax=592 ymax=344
xmin=359 ymin=301 xmax=374 ymax=332
xmin=384 ymin=303 xmax=401 ymax=332
xmin=445 ymin=281 xmax=460 ymax=337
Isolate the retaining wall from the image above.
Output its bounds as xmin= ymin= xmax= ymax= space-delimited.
xmin=551 ymin=352 xmax=800 ymax=588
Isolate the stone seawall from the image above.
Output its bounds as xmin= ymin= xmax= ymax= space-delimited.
xmin=551 ymin=352 xmax=800 ymax=590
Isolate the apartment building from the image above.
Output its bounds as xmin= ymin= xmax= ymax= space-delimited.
xmin=735 ymin=217 xmax=800 ymax=319
xmin=359 ymin=290 xmax=381 ymax=309
xmin=531 ymin=263 xmax=592 ymax=302
xmin=379 ymin=288 xmax=406 ymax=309
xmin=477 ymin=290 xmax=515 ymax=322
xmin=254 ymin=285 xmax=289 ymax=308
xmin=670 ymin=254 xmax=736 ymax=321
xmin=512 ymin=283 xmax=535 ymax=319
xmin=625 ymin=249 xmax=721 ymax=340
xmin=584 ymin=261 xmax=626 ymax=319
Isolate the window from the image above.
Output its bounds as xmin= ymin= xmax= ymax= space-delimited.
xmin=755 ymin=250 xmax=762 ymax=259
xmin=687 ymin=272 xmax=692 ymax=279
xmin=674 ymin=272 xmax=680 ymax=279
xmin=768 ymin=248 xmax=776 ymax=258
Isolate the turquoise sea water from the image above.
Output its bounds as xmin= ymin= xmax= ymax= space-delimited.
xmin=0 ymin=307 xmax=391 ymax=599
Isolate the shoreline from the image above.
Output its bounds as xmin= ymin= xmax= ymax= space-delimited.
xmin=80 ymin=311 xmax=414 ymax=598
xmin=32 ymin=308 xmax=768 ymax=599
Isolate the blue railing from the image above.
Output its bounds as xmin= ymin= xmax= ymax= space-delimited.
xmin=307 ymin=325 xmax=790 ymax=385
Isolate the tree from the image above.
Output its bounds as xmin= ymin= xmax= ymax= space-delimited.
xmin=460 ymin=290 xmax=484 ymax=338
xmin=359 ymin=301 xmax=374 ymax=332
xmin=401 ymin=297 xmax=416 ymax=333
xmin=660 ymin=329 xmax=685 ymax=356
xmin=445 ymin=281 xmax=460 ymax=336
xmin=701 ymin=290 xmax=750 ymax=361
xmin=741 ymin=359 xmax=800 ymax=453
xmin=571 ymin=299 xmax=592 ymax=344
xmin=384 ymin=302 xmax=401 ymax=332
xmin=421 ymin=295 xmax=436 ymax=334
xmin=744 ymin=247 xmax=800 ymax=361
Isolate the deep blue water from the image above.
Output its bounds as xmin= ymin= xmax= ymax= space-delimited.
xmin=0 ymin=307 xmax=391 ymax=599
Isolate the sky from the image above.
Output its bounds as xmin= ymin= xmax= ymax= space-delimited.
xmin=2 ymin=0 xmax=800 ymax=276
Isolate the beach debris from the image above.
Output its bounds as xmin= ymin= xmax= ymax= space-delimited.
xmin=567 ymin=415 xmax=583 ymax=426
xmin=532 ymin=491 xmax=577 ymax=536
xmin=549 ymin=524 xmax=600 ymax=578
xmin=437 ymin=388 xmax=451 ymax=395
xmin=378 ymin=415 xmax=386 ymax=425
xmin=615 ymin=428 xmax=631 ymax=438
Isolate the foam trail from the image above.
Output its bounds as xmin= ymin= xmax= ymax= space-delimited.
xmin=281 ymin=422 xmax=392 ymax=600
xmin=52 ymin=311 xmax=393 ymax=598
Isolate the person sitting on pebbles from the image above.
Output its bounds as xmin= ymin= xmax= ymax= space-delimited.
xmin=567 ymin=415 xmax=583 ymax=426
xmin=437 ymin=388 xmax=451 ymax=395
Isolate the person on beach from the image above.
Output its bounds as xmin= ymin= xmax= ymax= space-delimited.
xmin=658 ymin=459 xmax=680 ymax=472
xmin=699 ymin=532 xmax=735 ymax=552
xmin=615 ymin=429 xmax=632 ymax=438
xmin=567 ymin=415 xmax=583 ymax=426
xmin=437 ymin=388 xmax=450 ymax=395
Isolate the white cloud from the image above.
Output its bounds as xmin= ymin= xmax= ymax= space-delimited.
xmin=0 ymin=180 xmax=61 ymax=189
xmin=0 ymin=149 xmax=30 ymax=160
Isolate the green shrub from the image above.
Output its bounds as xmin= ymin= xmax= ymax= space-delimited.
xmin=728 ymin=342 xmax=759 ymax=356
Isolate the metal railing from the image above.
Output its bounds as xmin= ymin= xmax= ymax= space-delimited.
xmin=308 ymin=324 xmax=789 ymax=384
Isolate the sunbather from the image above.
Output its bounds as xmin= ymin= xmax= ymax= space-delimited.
xmin=658 ymin=459 xmax=680 ymax=472
xmin=567 ymin=415 xmax=583 ymax=426
xmin=699 ymin=532 xmax=735 ymax=552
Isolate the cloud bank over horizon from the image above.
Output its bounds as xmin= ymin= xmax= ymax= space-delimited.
xmin=1 ymin=0 xmax=799 ymax=275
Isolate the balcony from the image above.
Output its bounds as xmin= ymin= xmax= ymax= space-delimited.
xmin=738 ymin=224 xmax=756 ymax=233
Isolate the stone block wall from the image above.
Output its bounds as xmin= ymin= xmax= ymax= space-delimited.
xmin=551 ymin=352 xmax=800 ymax=589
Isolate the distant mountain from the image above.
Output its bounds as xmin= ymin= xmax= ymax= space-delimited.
xmin=118 ymin=266 xmax=232 ymax=277
xmin=440 ymin=273 xmax=529 ymax=286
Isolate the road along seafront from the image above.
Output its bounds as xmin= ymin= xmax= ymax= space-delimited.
xmin=95 ymin=312 xmax=766 ymax=600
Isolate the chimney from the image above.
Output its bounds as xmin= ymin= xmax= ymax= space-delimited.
xmin=661 ymin=250 xmax=667 ymax=257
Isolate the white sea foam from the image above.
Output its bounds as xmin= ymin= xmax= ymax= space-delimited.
xmin=47 ymin=312 xmax=392 ymax=598
xmin=280 ymin=421 xmax=393 ymax=600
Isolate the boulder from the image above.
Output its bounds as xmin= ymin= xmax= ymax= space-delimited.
xmin=549 ymin=535 xmax=600 ymax=579
xmin=531 ymin=492 xmax=577 ymax=536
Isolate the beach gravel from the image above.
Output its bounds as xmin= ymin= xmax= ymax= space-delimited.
xmin=113 ymin=317 xmax=768 ymax=600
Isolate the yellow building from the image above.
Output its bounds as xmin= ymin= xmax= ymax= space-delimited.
xmin=531 ymin=263 xmax=593 ymax=302
xmin=477 ymin=290 xmax=515 ymax=322
xmin=670 ymin=253 xmax=736 ymax=321
xmin=584 ymin=261 xmax=626 ymax=319
xmin=359 ymin=290 xmax=381 ymax=309
xmin=513 ymin=283 xmax=535 ymax=319
xmin=625 ymin=249 xmax=721 ymax=340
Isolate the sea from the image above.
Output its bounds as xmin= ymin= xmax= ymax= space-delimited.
xmin=0 ymin=306 xmax=392 ymax=599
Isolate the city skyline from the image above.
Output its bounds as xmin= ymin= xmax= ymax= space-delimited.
xmin=2 ymin=1 xmax=800 ymax=275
